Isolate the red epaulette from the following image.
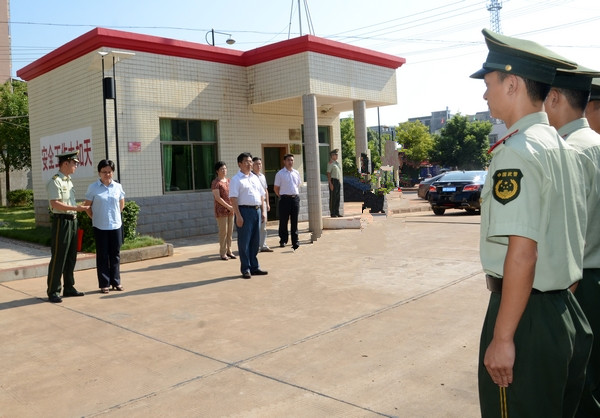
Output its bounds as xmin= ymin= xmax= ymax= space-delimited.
xmin=488 ymin=129 xmax=519 ymax=154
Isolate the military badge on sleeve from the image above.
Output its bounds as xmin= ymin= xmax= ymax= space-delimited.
xmin=492 ymin=169 xmax=523 ymax=204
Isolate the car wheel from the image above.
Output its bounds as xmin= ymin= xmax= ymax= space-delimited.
xmin=432 ymin=207 xmax=445 ymax=216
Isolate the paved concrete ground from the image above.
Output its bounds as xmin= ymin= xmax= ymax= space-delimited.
xmin=0 ymin=193 xmax=488 ymax=417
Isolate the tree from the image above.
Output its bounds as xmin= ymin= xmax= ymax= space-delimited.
xmin=340 ymin=118 xmax=383 ymax=175
xmin=431 ymin=114 xmax=492 ymax=170
xmin=0 ymin=80 xmax=30 ymax=199
xmin=340 ymin=117 xmax=357 ymax=175
xmin=367 ymin=128 xmax=381 ymax=170
xmin=395 ymin=120 xmax=434 ymax=166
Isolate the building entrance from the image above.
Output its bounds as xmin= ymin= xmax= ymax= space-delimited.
xmin=263 ymin=146 xmax=287 ymax=221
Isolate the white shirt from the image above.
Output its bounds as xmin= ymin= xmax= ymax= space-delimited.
xmin=255 ymin=172 xmax=268 ymax=192
xmin=229 ymin=170 xmax=264 ymax=205
xmin=274 ymin=167 xmax=301 ymax=195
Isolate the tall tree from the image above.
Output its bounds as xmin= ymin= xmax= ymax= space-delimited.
xmin=395 ymin=120 xmax=434 ymax=166
xmin=0 ymin=80 xmax=30 ymax=198
xmin=431 ymin=114 xmax=491 ymax=170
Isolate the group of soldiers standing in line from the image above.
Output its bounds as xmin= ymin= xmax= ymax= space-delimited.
xmin=472 ymin=29 xmax=600 ymax=417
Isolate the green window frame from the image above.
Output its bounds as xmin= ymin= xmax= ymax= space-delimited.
xmin=301 ymin=125 xmax=331 ymax=182
xmin=160 ymin=118 xmax=217 ymax=192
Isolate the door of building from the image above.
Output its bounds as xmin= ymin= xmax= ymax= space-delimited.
xmin=263 ymin=146 xmax=287 ymax=220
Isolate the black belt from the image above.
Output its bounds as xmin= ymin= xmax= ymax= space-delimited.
xmin=53 ymin=213 xmax=76 ymax=220
xmin=239 ymin=205 xmax=260 ymax=210
xmin=280 ymin=195 xmax=298 ymax=198
xmin=485 ymin=274 xmax=565 ymax=295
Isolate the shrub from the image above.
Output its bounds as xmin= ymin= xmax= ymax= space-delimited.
xmin=7 ymin=189 xmax=33 ymax=207
xmin=122 ymin=200 xmax=140 ymax=241
xmin=77 ymin=200 xmax=141 ymax=252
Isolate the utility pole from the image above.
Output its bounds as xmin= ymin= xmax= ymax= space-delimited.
xmin=288 ymin=0 xmax=315 ymax=38
xmin=487 ymin=0 xmax=503 ymax=34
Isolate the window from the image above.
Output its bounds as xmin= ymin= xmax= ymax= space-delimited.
xmin=160 ymin=119 xmax=217 ymax=192
xmin=301 ymin=125 xmax=331 ymax=181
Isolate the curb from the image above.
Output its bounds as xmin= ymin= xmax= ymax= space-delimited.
xmin=0 ymin=243 xmax=173 ymax=283
xmin=390 ymin=204 xmax=431 ymax=215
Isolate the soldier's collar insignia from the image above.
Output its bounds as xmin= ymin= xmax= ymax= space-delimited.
xmin=492 ymin=169 xmax=523 ymax=204
xmin=488 ymin=129 xmax=519 ymax=154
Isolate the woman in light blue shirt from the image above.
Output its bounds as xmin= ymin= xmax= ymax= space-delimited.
xmin=84 ymin=160 xmax=125 ymax=293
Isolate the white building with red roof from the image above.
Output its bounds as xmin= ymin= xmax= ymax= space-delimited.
xmin=18 ymin=28 xmax=405 ymax=239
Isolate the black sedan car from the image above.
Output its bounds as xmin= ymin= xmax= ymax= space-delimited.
xmin=417 ymin=173 xmax=448 ymax=200
xmin=427 ymin=170 xmax=487 ymax=215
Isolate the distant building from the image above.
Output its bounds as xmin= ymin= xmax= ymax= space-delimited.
xmin=470 ymin=111 xmax=507 ymax=146
xmin=0 ymin=0 xmax=10 ymax=83
xmin=408 ymin=108 xmax=452 ymax=134
xmin=405 ymin=108 xmax=506 ymax=146
xmin=367 ymin=125 xmax=396 ymax=141
xmin=0 ymin=0 xmax=31 ymax=206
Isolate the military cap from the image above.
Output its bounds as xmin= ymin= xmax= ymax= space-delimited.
xmin=330 ymin=148 xmax=339 ymax=155
xmin=552 ymin=65 xmax=600 ymax=92
xmin=57 ymin=150 xmax=79 ymax=163
xmin=470 ymin=28 xmax=577 ymax=84
xmin=590 ymin=78 xmax=600 ymax=101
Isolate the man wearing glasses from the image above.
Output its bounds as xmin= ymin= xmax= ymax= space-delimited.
xmin=46 ymin=150 xmax=90 ymax=303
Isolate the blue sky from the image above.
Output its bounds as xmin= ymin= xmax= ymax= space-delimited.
xmin=9 ymin=0 xmax=600 ymax=125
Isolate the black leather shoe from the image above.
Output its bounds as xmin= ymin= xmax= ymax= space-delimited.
xmin=292 ymin=244 xmax=299 ymax=250
xmin=49 ymin=295 xmax=62 ymax=303
xmin=242 ymin=271 xmax=251 ymax=279
xmin=63 ymin=290 xmax=85 ymax=297
xmin=251 ymin=269 xmax=268 ymax=275
xmin=279 ymin=242 xmax=285 ymax=248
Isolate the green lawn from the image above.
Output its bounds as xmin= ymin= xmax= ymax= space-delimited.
xmin=0 ymin=206 xmax=52 ymax=245
xmin=0 ymin=206 xmax=163 ymax=250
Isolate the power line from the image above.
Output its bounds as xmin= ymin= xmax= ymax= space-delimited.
xmin=5 ymin=1 xmax=600 ymax=71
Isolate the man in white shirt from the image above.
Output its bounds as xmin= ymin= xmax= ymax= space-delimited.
xmin=229 ymin=152 xmax=268 ymax=279
xmin=252 ymin=157 xmax=273 ymax=252
xmin=274 ymin=153 xmax=301 ymax=250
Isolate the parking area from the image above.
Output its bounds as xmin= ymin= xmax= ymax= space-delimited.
xmin=0 ymin=206 xmax=487 ymax=417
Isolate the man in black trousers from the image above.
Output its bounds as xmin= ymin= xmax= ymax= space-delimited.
xmin=274 ymin=154 xmax=301 ymax=250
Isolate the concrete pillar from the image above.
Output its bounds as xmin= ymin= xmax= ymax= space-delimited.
xmin=353 ymin=100 xmax=367 ymax=171
xmin=302 ymin=94 xmax=323 ymax=241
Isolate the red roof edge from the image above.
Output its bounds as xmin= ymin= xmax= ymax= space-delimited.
xmin=17 ymin=29 xmax=405 ymax=81
xmin=242 ymin=35 xmax=406 ymax=69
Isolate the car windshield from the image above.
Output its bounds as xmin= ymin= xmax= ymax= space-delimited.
xmin=423 ymin=174 xmax=445 ymax=183
xmin=435 ymin=171 xmax=486 ymax=182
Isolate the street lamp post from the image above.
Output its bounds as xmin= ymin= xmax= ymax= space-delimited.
xmin=205 ymin=29 xmax=236 ymax=46
xmin=99 ymin=52 xmax=110 ymax=159
xmin=96 ymin=51 xmax=135 ymax=182
xmin=111 ymin=54 xmax=121 ymax=182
